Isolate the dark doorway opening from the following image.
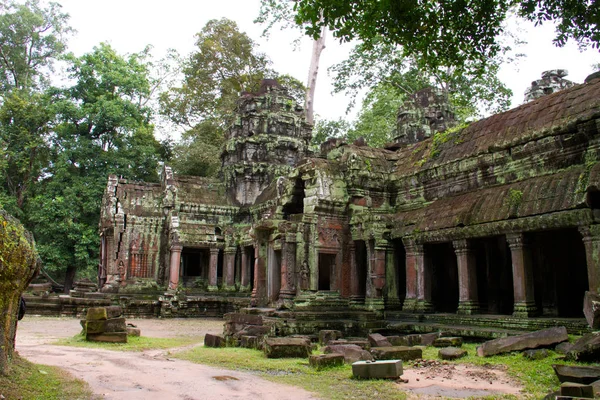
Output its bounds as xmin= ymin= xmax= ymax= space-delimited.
xmin=217 ymin=249 xmax=223 ymax=287
xmin=318 ymin=253 xmax=336 ymax=290
xmin=393 ymin=239 xmax=406 ymax=304
xmin=181 ymin=248 xmax=209 ymax=287
xmin=426 ymin=242 xmax=459 ymax=313
xmin=472 ymin=236 xmax=514 ymax=315
xmin=354 ymin=240 xmax=368 ymax=301
xmin=530 ymin=228 xmax=588 ymax=317
xmin=282 ymin=178 xmax=305 ymax=220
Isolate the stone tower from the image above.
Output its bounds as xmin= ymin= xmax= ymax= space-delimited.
xmin=221 ymin=79 xmax=313 ymax=205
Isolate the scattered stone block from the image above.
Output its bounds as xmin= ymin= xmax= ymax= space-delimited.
xmin=566 ymin=332 xmax=600 ymax=362
xmin=370 ymin=346 xmax=422 ymax=361
xmin=319 ymin=330 xmax=342 ymax=345
xmin=584 ymin=291 xmax=600 ymax=330
xmin=590 ymin=379 xmax=600 ymax=397
xmin=309 ymin=353 xmax=344 ymax=369
xmin=439 ymin=347 xmax=468 ymax=360
xmin=328 ymin=339 xmax=370 ymax=349
xmin=523 ymin=349 xmax=549 ymax=360
xmin=352 ymin=360 xmax=403 ymax=379
xmin=204 ymin=333 xmax=226 ymax=348
xmin=324 ymin=344 xmax=374 ymax=363
xmin=86 ymin=332 xmax=127 ymax=343
xmin=560 ymin=382 xmax=594 ymax=398
xmin=553 ymin=364 xmax=600 ymax=385
xmin=224 ymin=313 xmax=263 ymax=326
xmin=126 ymin=327 xmax=141 ymax=337
xmin=105 ymin=306 xmax=123 ymax=319
xmin=477 ymin=327 xmax=568 ymax=357
xmin=368 ymin=333 xmax=392 ymax=347
xmin=86 ymin=307 xmax=108 ymax=321
xmin=555 ymin=342 xmax=573 ymax=355
xmin=433 ymin=337 xmax=463 ymax=348
xmin=263 ymin=337 xmax=311 ymax=358
xmin=240 ymin=335 xmax=262 ymax=350
xmin=388 ymin=333 xmax=439 ymax=347
xmin=235 ymin=325 xmax=271 ymax=338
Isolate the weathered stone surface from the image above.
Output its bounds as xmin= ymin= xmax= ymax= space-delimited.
xmin=86 ymin=307 xmax=108 ymax=321
xmin=439 ymin=347 xmax=468 ymax=360
xmin=584 ymin=291 xmax=600 ymax=330
xmin=225 ymin=313 xmax=263 ymax=326
xmin=309 ymin=353 xmax=344 ymax=369
xmin=560 ymin=382 xmax=594 ymax=398
xmin=368 ymin=333 xmax=392 ymax=347
xmin=324 ymin=344 xmax=374 ymax=363
xmin=553 ymin=365 xmax=600 ymax=384
xmin=477 ymin=327 xmax=568 ymax=357
xmin=234 ymin=325 xmax=271 ymax=338
xmin=523 ymin=349 xmax=549 ymax=360
xmin=263 ymin=337 xmax=311 ymax=358
xmin=328 ymin=339 xmax=370 ymax=350
xmin=105 ymin=306 xmax=123 ymax=319
xmin=86 ymin=332 xmax=127 ymax=343
xmin=319 ymin=330 xmax=342 ymax=345
xmin=591 ymin=379 xmax=600 ymax=397
xmin=524 ymin=70 xmax=576 ymax=102
xmin=370 ymin=346 xmax=422 ymax=361
xmin=240 ymin=335 xmax=262 ymax=350
xmin=126 ymin=327 xmax=141 ymax=337
xmin=566 ymin=332 xmax=600 ymax=361
xmin=204 ymin=333 xmax=226 ymax=348
xmin=352 ymin=360 xmax=403 ymax=379
xmin=388 ymin=333 xmax=440 ymax=347
xmin=433 ymin=337 xmax=463 ymax=348
xmin=555 ymin=342 xmax=573 ymax=355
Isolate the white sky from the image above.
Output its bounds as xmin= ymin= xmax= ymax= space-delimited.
xmin=56 ymin=0 xmax=599 ymax=136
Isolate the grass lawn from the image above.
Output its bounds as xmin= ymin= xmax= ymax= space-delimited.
xmin=55 ymin=334 xmax=204 ymax=351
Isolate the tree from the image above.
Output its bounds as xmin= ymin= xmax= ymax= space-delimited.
xmin=0 ymin=0 xmax=71 ymax=91
xmin=27 ymin=43 xmax=162 ymax=289
xmin=289 ymin=0 xmax=599 ymax=73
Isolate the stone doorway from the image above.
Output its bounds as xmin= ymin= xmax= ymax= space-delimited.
xmin=267 ymin=247 xmax=281 ymax=303
xmin=530 ymin=228 xmax=588 ymax=317
xmin=472 ymin=236 xmax=514 ymax=315
xmin=353 ymin=240 xmax=368 ymax=302
xmin=282 ymin=177 xmax=305 ymax=220
xmin=393 ymin=239 xmax=406 ymax=305
xmin=181 ymin=248 xmax=209 ymax=287
xmin=318 ymin=253 xmax=336 ymax=290
xmin=426 ymin=242 xmax=459 ymax=313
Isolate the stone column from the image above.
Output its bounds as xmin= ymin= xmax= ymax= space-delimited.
xmin=580 ymin=226 xmax=600 ymax=293
xmin=251 ymin=241 xmax=267 ymax=307
xmin=279 ymin=235 xmax=296 ymax=302
xmin=366 ymin=240 xmax=387 ymax=311
xmin=506 ymin=233 xmax=537 ymax=317
xmin=349 ymin=243 xmax=364 ymax=304
xmin=385 ymin=244 xmax=402 ymax=310
xmin=240 ymin=247 xmax=251 ymax=291
xmin=168 ymin=243 xmax=183 ymax=290
xmin=415 ymin=243 xmax=433 ymax=313
xmin=207 ymin=247 xmax=220 ymax=291
xmin=223 ymin=247 xmax=236 ymax=291
xmin=402 ymin=239 xmax=418 ymax=312
xmin=453 ymin=239 xmax=480 ymax=315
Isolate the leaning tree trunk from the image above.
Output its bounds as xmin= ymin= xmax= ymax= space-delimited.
xmin=305 ymin=26 xmax=327 ymax=125
xmin=0 ymin=210 xmax=39 ymax=375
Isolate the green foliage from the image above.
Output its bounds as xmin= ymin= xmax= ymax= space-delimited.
xmin=291 ymin=0 xmax=598 ymax=72
xmin=0 ymin=0 xmax=72 ymax=91
xmin=311 ymin=117 xmax=351 ymax=145
xmin=0 ymin=356 xmax=96 ymax=400
xmin=506 ymin=188 xmax=524 ymax=213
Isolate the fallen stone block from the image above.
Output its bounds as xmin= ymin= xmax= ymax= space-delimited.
xmin=86 ymin=307 xmax=108 ymax=321
xmin=324 ymin=344 xmax=374 ymax=363
xmin=224 ymin=313 xmax=263 ymax=326
xmin=86 ymin=332 xmax=127 ymax=343
xmin=555 ymin=342 xmax=572 ymax=355
xmin=566 ymin=332 xmax=600 ymax=362
xmin=523 ymin=349 xmax=549 ymax=360
xmin=553 ymin=364 xmax=600 ymax=385
xmin=234 ymin=325 xmax=271 ymax=339
xmin=263 ymin=337 xmax=311 ymax=358
xmin=352 ymin=360 xmax=403 ymax=379
xmin=477 ymin=327 xmax=568 ymax=357
xmin=388 ymin=333 xmax=440 ymax=347
xmin=370 ymin=346 xmax=422 ymax=361
xmin=560 ymin=382 xmax=594 ymax=398
xmin=439 ymin=347 xmax=468 ymax=360
xmin=85 ymin=317 xmax=126 ymax=334
xmin=591 ymin=379 xmax=600 ymax=397
xmin=126 ymin=327 xmax=141 ymax=337
xmin=319 ymin=330 xmax=342 ymax=345
xmin=433 ymin=337 xmax=463 ymax=348
xmin=368 ymin=333 xmax=391 ymax=347
xmin=328 ymin=339 xmax=370 ymax=350
xmin=309 ymin=353 xmax=344 ymax=369
xmin=584 ymin=291 xmax=600 ymax=330
xmin=104 ymin=306 xmax=123 ymax=319
xmin=240 ymin=335 xmax=262 ymax=350
xmin=204 ymin=333 xmax=226 ymax=348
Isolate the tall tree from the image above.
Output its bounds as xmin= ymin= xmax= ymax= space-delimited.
xmin=27 ymin=43 xmax=162 ymax=289
xmin=0 ymin=0 xmax=71 ymax=91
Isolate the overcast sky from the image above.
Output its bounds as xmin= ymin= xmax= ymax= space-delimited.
xmin=57 ymin=0 xmax=599 ymax=132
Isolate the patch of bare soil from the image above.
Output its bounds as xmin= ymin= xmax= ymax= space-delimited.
xmin=399 ymin=359 xmax=524 ymax=398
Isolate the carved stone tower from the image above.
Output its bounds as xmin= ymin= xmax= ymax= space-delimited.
xmin=221 ymin=79 xmax=313 ymax=205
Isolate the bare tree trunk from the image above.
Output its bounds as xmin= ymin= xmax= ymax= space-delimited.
xmin=63 ymin=265 xmax=77 ymax=294
xmin=305 ymin=26 xmax=327 ymax=125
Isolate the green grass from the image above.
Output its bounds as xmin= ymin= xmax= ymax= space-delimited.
xmin=174 ymin=346 xmax=407 ymax=400
xmin=0 ymin=356 xmax=98 ymax=400
xmin=55 ymin=334 xmax=204 ymax=352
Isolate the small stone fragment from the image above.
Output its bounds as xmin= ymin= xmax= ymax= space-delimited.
xmin=368 ymin=333 xmax=392 ymax=347
xmin=433 ymin=337 xmax=463 ymax=348
xmin=523 ymin=349 xmax=549 ymax=360
xmin=438 ymin=347 xmax=468 ymax=360
xmin=309 ymin=353 xmax=344 ymax=369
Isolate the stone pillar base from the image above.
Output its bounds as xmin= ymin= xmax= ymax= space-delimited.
xmin=415 ymin=300 xmax=434 ymax=313
xmin=207 ymin=285 xmax=219 ymax=292
xmin=402 ymin=298 xmax=418 ymax=312
xmin=385 ymin=297 xmax=402 ymax=311
xmin=239 ymin=284 xmax=251 ymax=293
xmin=365 ymin=298 xmax=385 ymax=312
xmin=513 ymin=301 xmax=538 ymax=317
xmin=350 ymin=295 xmax=365 ymax=305
xmin=457 ymin=301 xmax=480 ymax=315
xmin=221 ymin=285 xmax=237 ymax=292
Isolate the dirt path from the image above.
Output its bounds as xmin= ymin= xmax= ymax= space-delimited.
xmin=16 ymin=317 xmax=318 ymax=400
xmin=16 ymin=316 xmax=524 ymax=399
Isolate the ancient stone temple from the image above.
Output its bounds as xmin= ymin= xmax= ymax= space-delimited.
xmin=96 ymin=75 xmax=600 ymax=335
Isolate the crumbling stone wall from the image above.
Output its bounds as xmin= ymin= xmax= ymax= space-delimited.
xmin=0 ymin=210 xmax=39 ymax=374
xmin=524 ymin=70 xmax=576 ymax=102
